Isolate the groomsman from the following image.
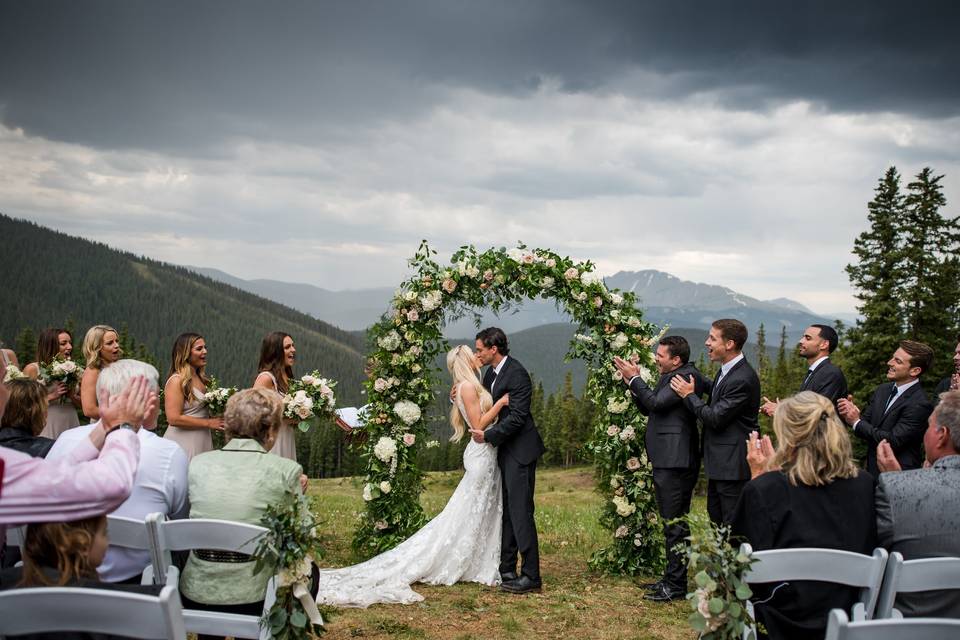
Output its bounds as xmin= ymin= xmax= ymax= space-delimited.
xmin=760 ymin=324 xmax=848 ymax=415
xmin=838 ymin=340 xmax=934 ymax=476
xmin=613 ymin=335 xmax=709 ymax=602
xmin=933 ymin=334 xmax=960 ymax=403
xmin=671 ymin=319 xmax=760 ymax=525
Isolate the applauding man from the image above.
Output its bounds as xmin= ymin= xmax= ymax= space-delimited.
xmin=614 ymin=335 xmax=709 ymax=602
xmin=761 ymin=324 xmax=848 ymax=416
xmin=838 ymin=340 xmax=934 ymax=475
xmin=671 ymin=319 xmax=760 ymax=525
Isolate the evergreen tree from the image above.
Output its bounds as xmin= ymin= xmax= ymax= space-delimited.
xmin=772 ymin=325 xmax=792 ymax=400
xmin=755 ymin=323 xmax=770 ymax=386
xmin=15 ymin=327 xmax=36 ymax=365
xmin=844 ymin=167 xmax=907 ymax=400
xmin=900 ymin=168 xmax=960 ymax=379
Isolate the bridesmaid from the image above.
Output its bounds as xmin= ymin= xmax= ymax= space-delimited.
xmin=253 ymin=331 xmax=297 ymax=460
xmin=23 ymin=328 xmax=81 ymax=439
xmin=163 ymin=332 xmax=224 ymax=460
xmin=79 ymin=325 xmax=122 ymax=420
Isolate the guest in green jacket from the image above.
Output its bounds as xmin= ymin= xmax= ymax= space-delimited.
xmin=180 ymin=387 xmax=307 ymax=633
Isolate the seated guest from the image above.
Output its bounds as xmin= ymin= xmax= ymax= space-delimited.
xmin=875 ymin=389 xmax=960 ymax=617
xmin=47 ymin=360 xmax=188 ymax=584
xmin=732 ymin=391 xmax=877 ymax=640
xmin=0 ymin=515 xmax=162 ymax=640
xmin=0 ymin=380 xmax=55 ymax=457
xmin=180 ymin=388 xmax=307 ymax=636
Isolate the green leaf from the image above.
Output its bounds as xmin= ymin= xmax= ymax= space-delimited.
xmin=297 ymin=420 xmax=311 ymax=433
xmin=708 ymin=597 xmax=725 ymax=615
xmin=688 ymin=612 xmax=707 ymax=632
xmin=694 ymin=570 xmax=709 ymax=587
xmin=735 ymin=583 xmax=753 ymax=600
xmin=729 ymin=602 xmax=742 ymax=618
xmin=290 ymin=608 xmax=308 ymax=628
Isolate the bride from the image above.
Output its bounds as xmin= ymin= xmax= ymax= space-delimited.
xmin=314 ymin=345 xmax=509 ymax=607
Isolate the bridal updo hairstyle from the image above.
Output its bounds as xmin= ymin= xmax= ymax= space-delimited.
xmin=21 ymin=515 xmax=108 ymax=586
xmin=446 ymin=345 xmax=493 ymax=442
xmin=169 ymin=332 xmax=209 ymax=399
xmin=224 ymin=387 xmax=282 ymax=445
xmin=771 ymin=391 xmax=859 ymax=487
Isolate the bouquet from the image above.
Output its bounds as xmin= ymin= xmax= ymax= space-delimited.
xmin=283 ymin=372 xmax=337 ymax=432
xmin=202 ymin=377 xmax=238 ymax=416
xmin=3 ymin=364 xmax=28 ymax=383
xmin=39 ymin=355 xmax=84 ymax=390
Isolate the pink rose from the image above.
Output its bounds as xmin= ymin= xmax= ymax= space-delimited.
xmin=564 ymin=267 xmax=579 ymax=280
xmin=442 ymin=278 xmax=457 ymax=293
xmin=594 ymin=296 xmax=603 ymax=308
xmin=483 ymin=269 xmax=494 ymax=282
xmin=546 ymin=258 xmax=556 ymax=268
xmin=407 ymin=309 xmax=419 ymax=322
xmin=607 ymin=425 xmax=620 ymax=436
xmin=521 ymin=253 xmax=535 ymax=264
xmin=626 ymin=457 xmax=641 ymax=471
xmin=403 ymin=433 xmax=416 ymax=446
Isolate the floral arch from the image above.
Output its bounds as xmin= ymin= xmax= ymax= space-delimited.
xmin=354 ymin=242 xmax=667 ymax=575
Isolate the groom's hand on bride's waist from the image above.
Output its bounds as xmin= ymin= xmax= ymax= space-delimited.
xmin=469 ymin=428 xmax=485 ymax=443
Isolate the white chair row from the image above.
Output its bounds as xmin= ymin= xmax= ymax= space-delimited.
xmin=2 ymin=514 xmax=277 ymax=640
xmin=825 ymin=608 xmax=960 ymax=639
xmin=739 ymin=544 xmax=960 ymax=639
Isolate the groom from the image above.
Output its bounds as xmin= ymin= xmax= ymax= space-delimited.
xmin=470 ymin=327 xmax=546 ymax=594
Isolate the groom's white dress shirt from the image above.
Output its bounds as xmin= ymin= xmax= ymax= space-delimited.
xmin=491 ymin=355 xmax=509 ymax=393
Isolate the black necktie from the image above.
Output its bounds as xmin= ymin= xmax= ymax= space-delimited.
xmin=883 ymin=383 xmax=899 ymax=414
xmin=801 ymin=368 xmax=814 ymax=389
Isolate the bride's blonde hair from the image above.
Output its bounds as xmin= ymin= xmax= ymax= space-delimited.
xmin=447 ymin=345 xmax=493 ymax=442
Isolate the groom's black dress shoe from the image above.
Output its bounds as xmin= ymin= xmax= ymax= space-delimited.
xmin=500 ymin=571 xmax=519 ymax=583
xmin=639 ymin=580 xmax=664 ymax=591
xmin=500 ymin=575 xmax=542 ymax=594
xmin=643 ymin=583 xmax=685 ymax=602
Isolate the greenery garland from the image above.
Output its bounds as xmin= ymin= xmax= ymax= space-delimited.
xmin=353 ymin=241 xmax=664 ymax=575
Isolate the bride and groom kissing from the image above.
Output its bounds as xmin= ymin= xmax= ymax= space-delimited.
xmin=314 ymin=327 xmax=546 ymax=608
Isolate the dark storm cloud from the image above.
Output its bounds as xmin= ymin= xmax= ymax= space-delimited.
xmin=1 ymin=0 xmax=957 ymax=153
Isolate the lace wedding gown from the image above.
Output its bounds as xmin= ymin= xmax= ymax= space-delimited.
xmin=314 ymin=387 xmax=502 ymax=607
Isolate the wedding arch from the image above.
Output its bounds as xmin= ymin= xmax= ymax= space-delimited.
xmin=353 ymin=241 xmax=667 ymax=575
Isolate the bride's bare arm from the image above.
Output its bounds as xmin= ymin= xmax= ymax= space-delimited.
xmin=459 ymin=384 xmax=508 ymax=431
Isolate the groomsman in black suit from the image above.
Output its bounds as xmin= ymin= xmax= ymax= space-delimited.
xmin=760 ymin=324 xmax=848 ymax=416
xmin=932 ymin=334 xmax=960 ymax=403
xmin=613 ymin=335 xmax=710 ymax=602
xmin=838 ymin=340 xmax=935 ymax=476
xmin=671 ymin=319 xmax=760 ymax=525
xmin=469 ymin=327 xmax=546 ymax=594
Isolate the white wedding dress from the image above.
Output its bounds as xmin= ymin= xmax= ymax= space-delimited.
xmin=314 ymin=385 xmax=503 ymax=607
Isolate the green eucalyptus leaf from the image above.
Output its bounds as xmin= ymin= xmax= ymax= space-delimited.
xmin=290 ymin=609 xmax=308 ymax=628
xmin=735 ymin=583 xmax=753 ymax=600
xmin=708 ymin=597 xmax=725 ymax=615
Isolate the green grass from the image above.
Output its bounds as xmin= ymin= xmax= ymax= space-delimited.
xmin=306 ymin=467 xmax=696 ymax=639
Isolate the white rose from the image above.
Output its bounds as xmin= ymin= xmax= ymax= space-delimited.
xmin=564 ymin=267 xmax=579 ymax=280
xmin=615 ymin=525 xmax=629 ymax=538
xmin=606 ymin=425 xmax=620 ymax=436
xmin=379 ymin=481 xmax=392 ymax=494
xmin=545 ymin=258 xmax=556 ymax=268
xmin=619 ymin=426 xmax=636 ymax=441
xmin=506 ymin=248 xmax=525 ymax=262
xmin=374 ymin=520 xmax=389 ymax=530
xmin=610 ymin=332 xmax=629 ymax=350
xmin=627 ymin=316 xmax=642 ymax=328
xmin=612 ymin=495 xmax=636 ymax=517
xmin=466 ymin=264 xmax=480 ymax=278
xmin=541 ymin=276 xmax=555 ymax=290
xmin=374 ymin=378 xmax=389 ymax=392
xmin=638 ymin=367 xmax=655 ymax=384
xmin=362 ymin=483 xmax=374 ymax=501
xmin=403 ymin=290 xmax=418 ymax=302
xmin=610 ymin=293 xmax=624 ymax=306
xmin=576 ymin=291 xmax=588 ymax=302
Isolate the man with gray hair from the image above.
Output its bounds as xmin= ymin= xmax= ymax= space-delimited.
xmin=875 ymin=389 xmax=960 ymax=617
xmin=47 ymin=359 xmax=188 ymax=583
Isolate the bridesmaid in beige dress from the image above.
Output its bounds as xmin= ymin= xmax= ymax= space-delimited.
xmin=23 ymin=328 xmax=82 ymax=439
xmin=163 ymin=332 xmax=224 ymax=460
xmin=253 ymin=331 xmax=298 ymax=461
xmin=79 ymin=324 xmax=122 ymax=421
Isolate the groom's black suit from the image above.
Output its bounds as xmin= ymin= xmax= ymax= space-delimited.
xmin=482 ymin=356 xmax=546 ymax=582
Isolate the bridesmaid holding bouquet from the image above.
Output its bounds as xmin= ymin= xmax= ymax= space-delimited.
xmin=79 ymin=324 xmax=122 ymax=420
xmin=23 ymin=328 xmax=82 ymax=439
xmin=253 ymin=331 xmax=298 ymax=460
xmin=163 ymin=332 xmax=224 ymax=460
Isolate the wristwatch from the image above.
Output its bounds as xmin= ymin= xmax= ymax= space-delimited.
xmin=106 ymin=422 xmax=136 ymax=436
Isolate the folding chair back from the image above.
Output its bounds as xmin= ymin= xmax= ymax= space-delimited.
xmin=875 ymin=552 xmax=960 ymax=618
xmin=824 ymin=607 xmax=960 ymax=640
xmin=0 ymin=584 xmax=187 ymax=639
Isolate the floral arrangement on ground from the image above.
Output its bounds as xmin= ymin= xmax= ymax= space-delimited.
xmin=353 ymin=240 xmax=667 ymax=575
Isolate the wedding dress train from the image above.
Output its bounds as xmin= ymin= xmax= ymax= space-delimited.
xmin=314 ymin=390 xmax=502 ymax=607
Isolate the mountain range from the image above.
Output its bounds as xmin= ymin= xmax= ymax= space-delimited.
xmin=190 ymin=266 xmax=842 ymax=339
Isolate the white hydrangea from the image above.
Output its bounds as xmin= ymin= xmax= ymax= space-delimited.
xmin=607 ymin=396 xmax=631 ymax=414
xmin=580 ymin=271 xmax=605 ymax=288
xmin=610 ymin=292 xmax=624 ymax=306
xmin=610 ymin=332 xmax=629 ymax=350
xmin=506 ymin=247 xmax=525 ymax=262
xmin=377 ymin=330 xmax=402 ymax=352
xmin=394 ymin=400 xmax=422 ymax=425
xmin=420 ymin=290 xmax=443 ymax=312
xmin=373 ymin=436 xmax=397 ymax=462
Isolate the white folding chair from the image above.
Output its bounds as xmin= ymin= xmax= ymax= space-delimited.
xmin=739 ymin=544 xmax=888 ymax=639
xmin=146 ymin=513 xmax=276 ymax=640
xmin=0 ymin=584 xmax=187 ymax=639
xmin=106 ymin=514 xmax=160 ymax=585
xmin=825 ymin=607 xmax=960 ymax=640
xmin=875 ymin=551 xmax=960 ymax=619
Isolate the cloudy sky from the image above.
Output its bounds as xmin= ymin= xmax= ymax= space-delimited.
xmin=2 ymin=1 xmax=958 ymax=315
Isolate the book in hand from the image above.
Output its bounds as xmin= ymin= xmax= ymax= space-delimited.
xmin=334 ymin=406 xmax=368 ymax=429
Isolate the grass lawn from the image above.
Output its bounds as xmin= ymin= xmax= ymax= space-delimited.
xmin=306 ymin=467 xmax=696 ymax=639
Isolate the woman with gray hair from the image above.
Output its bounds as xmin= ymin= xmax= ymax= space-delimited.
xmin=179 ymin=388 xmax=307 ymax=632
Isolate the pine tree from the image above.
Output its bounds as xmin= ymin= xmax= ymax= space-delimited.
xmin=844 ymin=167 xmax=906 ymax=400
xmin=900 ymin=168 xmax=960 ymax=379
xmin=14 ymin=327 xmax=36 ymax=365
xmin=755 ymin=323 xmax=771 ymax=387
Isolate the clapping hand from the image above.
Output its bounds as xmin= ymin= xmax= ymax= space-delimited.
xmin=876 ymin=440 xmax=902 ymax=473
xmin=759 ymin=396 xmax=779 ymax=417
xmin=746 ymin=430 xmax=776 ymax=478
xmin=99 ymin=375 xmax=155 ymax=432
xmin=837 ymin=395 xmax=860 ymax=426
xmin=612 ymin=356 xmax=640 ymax=384
xmin=951 ymin=373 xmax=960 ymax=391
xmin=669 ymin=374 xmax=696 ymax=399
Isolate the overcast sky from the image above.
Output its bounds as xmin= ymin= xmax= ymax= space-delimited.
xmin=2 ymin=1 xmax=958 ymax=314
